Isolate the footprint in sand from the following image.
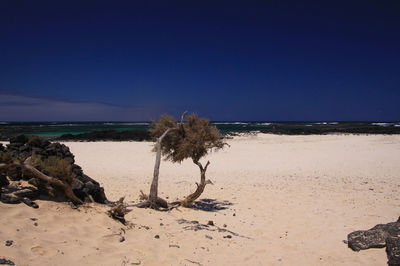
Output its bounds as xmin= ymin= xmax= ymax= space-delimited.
xmin=31 ymin=246 xmax=47 ymax=256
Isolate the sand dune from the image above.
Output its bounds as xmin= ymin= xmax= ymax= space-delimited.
xmin=1 ymin=134 xmax=399 ymax=265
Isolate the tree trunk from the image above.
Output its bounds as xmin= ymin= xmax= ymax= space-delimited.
xmin=147 ymin=128 xmax=174 ymax=209
xmin=137 ymin=111 xmax=187 ymax=209
xmin=181 ymin=160 xmax=210 ymax=207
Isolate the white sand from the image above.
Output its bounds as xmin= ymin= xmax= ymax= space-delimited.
xmin=1 ymin=134 xmax=399 ymax=265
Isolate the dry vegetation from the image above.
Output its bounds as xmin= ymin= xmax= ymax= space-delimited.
xmin=138 ymin=112 xmax=226 ymax=209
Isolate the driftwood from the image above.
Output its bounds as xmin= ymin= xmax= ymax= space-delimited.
xmin=176 ymin=219 xmax=250 ymax=239
xmin=1 ymin=188 xmax=39 ymax=208
xmin=108 ymin=197 xmax=127 ymax=224
xmin=20 ymin=157 xmax=83 ymax=205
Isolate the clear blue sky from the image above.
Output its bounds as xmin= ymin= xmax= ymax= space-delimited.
xmin=0 ymin=0 xmax=399 ymax=121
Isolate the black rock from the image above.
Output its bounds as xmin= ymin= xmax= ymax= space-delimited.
xmin=0 ymin=175 xmax=9 ymax=187
xmin=13 ymin=187 xmax=40 ymax=199
xmin=1 ymin=135 xmax=108 ymax=205
xmin=0 ymin=258 xmax=15 ymax=265
xmin=207 ymin=220 xmax=214 ymax=226
xmin=21 ymin=197 xmax=39 ymax=208
xmin=0 ymin=194 xmax=20 ymax=204
xmin=386 ymin=236 xmax=400 ymax=266
xmin=71 ymin=179 xmax=84 ymax=190
xmin=56 ymin=130 xmax=151 ymax=142
xmin=5 ymin=240 xmax=13 ymax=246
xmin=347 ymin=217 xmax=400 ymax=252
xmin=154 ymin=235 xmax=160 ymax=239
xmin=10 ymin=135 xmax=29 ymax=145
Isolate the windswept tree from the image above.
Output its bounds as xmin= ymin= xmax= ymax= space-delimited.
xmin=149 ymin=112 xmax=226 ymax=207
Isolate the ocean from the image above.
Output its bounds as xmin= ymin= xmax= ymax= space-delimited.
xmin=1 ymin=121 xmax=400 ymax=140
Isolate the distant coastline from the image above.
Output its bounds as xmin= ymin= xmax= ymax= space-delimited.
xmin=1 ymin=121 xmax=400 ymax=141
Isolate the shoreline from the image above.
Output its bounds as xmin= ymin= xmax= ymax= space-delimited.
xmin=1 ymin=122 xmax=400 ymax=141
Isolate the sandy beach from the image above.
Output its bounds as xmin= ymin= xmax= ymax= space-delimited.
xmin=1 ymin=134 xmax=399 ymax=265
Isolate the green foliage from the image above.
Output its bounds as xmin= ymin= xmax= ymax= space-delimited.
xmin=150 ymin=113 xmax=226 ymax=163
xmin=30 ymin=155 xmax=75 ymax=184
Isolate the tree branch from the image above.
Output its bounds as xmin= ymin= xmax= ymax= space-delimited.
xmin=192 ymin=159 xmax=203 ymax=171
xmin=12 ymin=157 xmax=83 ymax=205
xmin=204 ymin=161 xmax=210 ymax=172
xmin=180 ymin=111 xmax=188 ymax=125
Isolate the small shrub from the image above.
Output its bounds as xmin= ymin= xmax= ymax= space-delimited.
xmin=30 ymin=155 xmax=76 ymax=185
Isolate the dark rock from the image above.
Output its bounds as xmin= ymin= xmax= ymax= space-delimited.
xmin=79 ymin=174 xmax=99 ymax=186
xmin=21 ymin=197 xmax=39 ymax=208
xmin=64 ymin=156 xmax=74 ymax=164
xmin=30 ymin=218 xmax=38 ymax=221
xmin=34 ymin=222 xmax=38 ymax=226
xmin=207 ymin=220 xmax=214 ymax=226
xmin=56 ymin=130 xmax=151 ymax=142
xmin=1 ymin=194 xmax=20 ymax=204
xmin=6 ymin=166 xmax=23 ymax=181
xmin=169 ymin=244 xmax=180 ymax=248
xmin=386 ymin=236 xmax=400 ymax=266
xmin=32 ymin=147 xmax=42 ymax=154
xmin=10 ymin=135 xmax=29 ymax=145
xmin=68 ymin=202 xmax=78 ymax=209
xmin=0 ymin=175 xmax=9 ymax=187
xmin=154 ymin=235 xmax=160 ymax=239
xmin=223 ymin=235 xmax=232 ymax=239
xmin=5 ymin=240 xmax=13 ymax=246
xmin=0 ymin=258 xmax=15 ymax=265
xmin=18 ymin=145 xmax=29 ymax=152
xmin=1 ymin=135 xmax=108 ymax=205
xmin=348 ymin=218 xmax=400 ymax=251
xmin=0 ymin=143 xmax=4 ymax=151
xmin=71 ymin=179 xmax=84 ymax=190
xmin=119 ymin=236 xmax=125 ymax=242
xmin=71 ymin=165 xmax=83 ymax=176
xmin=13 ymin=187 xmax=40 ymax=199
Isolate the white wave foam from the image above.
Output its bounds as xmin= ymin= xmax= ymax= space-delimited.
xmin=103 ymin=122 xmax=149 ymax=125
xmin=213 ymin=122 xmax=248 ymax=125
xmin=372 ymin=123 xmax=392 ymax=126
xmin=255 ymin=123 xmax=272 ymax=126
xmin=48 ymin=123 xmax=81 ymax=127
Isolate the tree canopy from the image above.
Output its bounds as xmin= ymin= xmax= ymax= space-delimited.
xmin=149 ymin=113 xmax=225 ymax=163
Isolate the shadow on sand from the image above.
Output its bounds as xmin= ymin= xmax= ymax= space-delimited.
xmin=170 ymin=198 xmax=233 ymax=212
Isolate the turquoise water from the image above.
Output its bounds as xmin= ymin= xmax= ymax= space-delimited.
xmin=0 ymin=121 xmax=399 ymax=139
